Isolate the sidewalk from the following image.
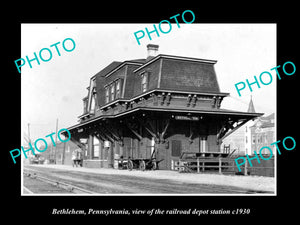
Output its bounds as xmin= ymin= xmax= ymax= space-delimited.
xmin=23 ymin=164 xmax=275 ymax=193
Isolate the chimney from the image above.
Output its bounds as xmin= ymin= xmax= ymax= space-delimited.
xmin=146 ymin=44 xmax=159 ymax=59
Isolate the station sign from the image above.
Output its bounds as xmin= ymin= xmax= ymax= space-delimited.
xmin=174 ymin=115 xmax=199 ymax=121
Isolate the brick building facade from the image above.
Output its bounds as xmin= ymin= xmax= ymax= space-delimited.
xmin=222 ymin=96 xmax=275 ymax=156
xmin=65 ymin=44 xmax=262 ymax=170
xmin=248 ymin=113 xmax=275 ymax=155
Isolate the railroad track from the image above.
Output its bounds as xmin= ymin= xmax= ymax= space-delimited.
xmin=23 ymin=166 xmax=273 ymax=194
xmin=23 ymin=169 xmax=96 ymax=194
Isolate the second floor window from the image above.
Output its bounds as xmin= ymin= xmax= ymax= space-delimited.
xmin=90 ymin=92 xmax=97 ymax=113
xmin=104 ymin=79 xmax=123 ymax=104
xmin=83 ymin=98 xmax=88 ymax=113
xmin=105 ymin=87 xmax=109 ymax=103
xmin=110 ymin=83 xmax=115 ymax=101
xmin=141 ymin=72 xmax=148 ymax=92
xmin=115 ymin=79 xmax=121 ymax=99
xmin=252 ymin=135 xmax=256 ymax=144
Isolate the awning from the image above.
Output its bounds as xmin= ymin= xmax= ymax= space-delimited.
xmin=64 ymin=106 xmax=263 ymax=143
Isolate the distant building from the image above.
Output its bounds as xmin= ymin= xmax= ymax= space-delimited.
xmin=222 ymin=96 xmax=275 ymax=155
xmin=245 ymin=96 xmax=257 ymax=155
xmin=221 ymin=123 xmax=245 ymax=155
xmin=248 ymin=113 xmax=275 ymax=155
xmin=39 ymin=141 xmax=79 ymax=165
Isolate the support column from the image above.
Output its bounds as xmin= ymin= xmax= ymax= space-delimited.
xmin=108 ymin=141 xmax=114 ymax=168
xmin=62 ymin=141 xmax=66 ymax=165
xmin=99 ymin=140 xmax=103 ymax=168
xmin=88 ymin=134 xmax=93 ymax=160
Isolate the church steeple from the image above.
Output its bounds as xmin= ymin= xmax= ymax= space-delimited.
xmin=247 ymin=95 xmax=256 ymax=113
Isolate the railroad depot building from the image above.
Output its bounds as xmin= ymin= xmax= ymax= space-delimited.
xmin=66 ymin=44 xmax=262 ymax=170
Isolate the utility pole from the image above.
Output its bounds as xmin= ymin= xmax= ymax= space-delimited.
xmin=54 ymin=118 xmax=58 ymax=164
xmin=50 ymin=131 xmax=53 ymax=162
xmin=27 ymin=123 xmax=31 ymax=163
xmin=27 ymin=123 xmax=31 ymax=143
xmin=62 ymin=141 xmax=66 ymax=165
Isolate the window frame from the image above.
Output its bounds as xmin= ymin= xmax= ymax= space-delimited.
xmin=83 ymin=97 xmax=88 ymax=114
xmin=93 ymin=136 xmax=100 ymax=159
xmin=110 ymin=83 xmax=115 ymax=101
xmin=105 ymin=86 xmax=109 ymax=103
xmin=141 ymin=72 xmax=148 ymax=92
xmin=115 ymin=79 xmax=121 ymax=99
xmin=90 ymin=88 xmax=97 ymax=113
xmin=252 ymin=135 xmax=256 ymax=144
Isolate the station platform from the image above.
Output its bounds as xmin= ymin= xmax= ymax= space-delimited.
xmin=23 ymin=163 xmax=275 ymax=193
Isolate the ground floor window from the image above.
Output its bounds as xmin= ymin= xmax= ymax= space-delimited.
xmin=93 ymin=136 xmax=100 ymax=158
xmin=200 ymin=136 xmax=207 ymax=152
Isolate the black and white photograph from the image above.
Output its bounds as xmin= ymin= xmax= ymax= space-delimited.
xmin=5 ymin=5 xmax=298 ymax=221
xmin=21 ymin=23 xmax=276 ymax=195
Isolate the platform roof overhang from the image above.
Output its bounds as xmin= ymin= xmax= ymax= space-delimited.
xmin=66 ymin=106 xmax=263 ymax=141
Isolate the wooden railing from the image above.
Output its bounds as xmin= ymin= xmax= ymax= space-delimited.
xmin=177 ymin=157 xmax=236 ymax=174
xmin=175 ymin=157 xmax=274 ymax=176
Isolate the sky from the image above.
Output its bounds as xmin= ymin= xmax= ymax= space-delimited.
xmin=21 ymin=23 xmax=276 ymax=144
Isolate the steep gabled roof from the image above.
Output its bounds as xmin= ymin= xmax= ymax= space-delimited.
xmin=260 ymin=122 xmax=274 ymax=128
xmin=250 ymin=113 xmax=275 ymax=129
xmin=264 ymin=113 xmax=274 ymax=120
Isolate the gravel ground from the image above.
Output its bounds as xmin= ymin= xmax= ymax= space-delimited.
xmin=23 ymin=164 xmax=275 ymax=193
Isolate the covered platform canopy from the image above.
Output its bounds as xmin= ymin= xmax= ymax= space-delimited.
xmin=65 ymin=105 xmax=263 ymax=148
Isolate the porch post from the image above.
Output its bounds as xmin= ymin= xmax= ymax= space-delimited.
xmin=88 ymin=134 xmax=93 ymax=160
xmin=108 ymin=141 xmax=114 ymax=168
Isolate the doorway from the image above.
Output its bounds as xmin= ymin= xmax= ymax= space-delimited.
xmin=156 ymin=142 xmax=171 ymax=170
